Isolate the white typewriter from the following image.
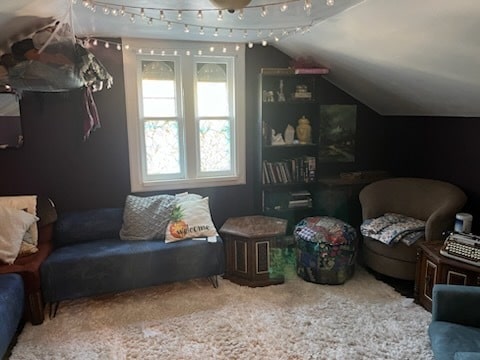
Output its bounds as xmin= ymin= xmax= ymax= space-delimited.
xmin=440 ymin=232 xmax=480 ymax=266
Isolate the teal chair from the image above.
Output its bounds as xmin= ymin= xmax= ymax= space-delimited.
xmin=429 ymin=284 xmax=480 ymax=360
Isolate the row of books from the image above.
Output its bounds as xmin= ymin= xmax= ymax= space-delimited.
xmin=262 ymin=156 xmax=316 ymax=184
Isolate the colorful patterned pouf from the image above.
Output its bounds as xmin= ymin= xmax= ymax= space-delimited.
xmin=294 ymin=216 xmax=357 ymax=284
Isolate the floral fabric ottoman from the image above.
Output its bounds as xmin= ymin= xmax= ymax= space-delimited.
xmin=294 ymin=216 xmax=357 ymax=284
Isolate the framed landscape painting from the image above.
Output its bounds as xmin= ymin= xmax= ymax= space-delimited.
xmin=318 ymin=104 xmax=356 ymax=162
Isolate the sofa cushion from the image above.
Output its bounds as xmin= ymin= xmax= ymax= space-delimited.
xmin=41 ymin=237 xmax=225 ymax=303
xmin=54 ymin=208 xmax=123 ymax=248
xmin=0 ymin=195 xmax=38 ymax=245
xmin=0 ymin=273 xmax=24 ymax=358
xmin=119 ymin=194 xmax=176 ymax=241
xmin=0 ymin=205 xmax=38 ymax=264
xmin=165 ymin=197 xmax=218 ymax=243
xmin=429 ymin=321 xmax=480 ymax=360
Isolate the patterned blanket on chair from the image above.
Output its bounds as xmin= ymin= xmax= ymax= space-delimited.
xmin=360 ymin=213 xmax=425 ymax=246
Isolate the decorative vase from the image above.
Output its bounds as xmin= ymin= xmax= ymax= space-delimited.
xmin=296 ymin=116 xmax=311 ymax=144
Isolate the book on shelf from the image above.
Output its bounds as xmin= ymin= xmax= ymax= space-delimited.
xmin=288 ymin=198 xmax=312 ymax=208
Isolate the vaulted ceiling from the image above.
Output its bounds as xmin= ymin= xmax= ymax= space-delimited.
xmin=1 ymin=0 xmax=479 ymax=117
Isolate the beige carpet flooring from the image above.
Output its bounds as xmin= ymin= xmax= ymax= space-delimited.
xmin=10 ymin=266 xmax=433 ymax=360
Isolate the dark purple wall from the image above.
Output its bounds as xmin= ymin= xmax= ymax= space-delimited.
xmin=4 ymin=42 xmax=470 ymax=230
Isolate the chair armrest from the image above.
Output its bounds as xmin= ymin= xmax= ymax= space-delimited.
xmin=432 ymin=284 xmax=480 ymax=327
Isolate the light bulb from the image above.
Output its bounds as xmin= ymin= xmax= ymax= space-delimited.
xmin=116 ymin=44 xmax=121 ymax=50
xmin=184 ymin=24 xmax=189 ymax=33
xmin=214 ymin=28 xmax=219 ymax=37
xmin=198 ymin=50 xmax=202 ymax=55
xmin=261 ymin=6 xmax=267 ymax=17
xmin=104 ymin=42 xmax=110 ymax=48
xmin=159 ymin=10 xmax=165 ymax=20
xmin=167 ymin=21 xmax=172 ymax=30
xmin=248 ymin=42 xmax=253 ymax=48
xmin=217 ymin=10 xmax=223 ymax=21
xmin=177 ymin=11 xmax=182 ymax=20
xmin=235 ymin=44 xmax=240 ymax=51
xmin=210 ymin=46 xmax=215 ymax=52
xmin=199 ymin=27 xmax=205 ymax=35
xmin=124 ymin=44 xmax=130 ymax=50
xmin=92 ymin=39 xmax=98 ymax=46
xmin=130 ymin=14 xmax=135 ymax=23
xmin=238 ymin=9 xmax=244 ymax=20
xmin=262 ymin=40 xmax=267 ymax=46
xmin=103 ymin=7 xmax=110 ymax=15
xmin=326 ymin=0 xmax=335 ymax=5
xmin=150 ymin=49 xmax=154 ymax=55
xmin=140 ymin=8 xmax=145 ymax=18
xmin=120 ymin=6 xmax=125 ymax=16
xmin=280 ymin=3 xmax=288 ymax=12
xmin=197 ymin=10 xmax=203 ymax=19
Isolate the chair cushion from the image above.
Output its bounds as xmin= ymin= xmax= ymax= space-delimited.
xmin=429 ymin=321 xmax=480 ymax=360
xmin=0 ymin=273 xmax=24 ymax=358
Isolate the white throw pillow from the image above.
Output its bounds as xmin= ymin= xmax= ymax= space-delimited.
xmin=0 ymin=205 xmax=39 ymax=264
xmin=165 ymin=197 xmax=218 ymax=243
xmin=0 ymin=195 xmax=38 ymax=245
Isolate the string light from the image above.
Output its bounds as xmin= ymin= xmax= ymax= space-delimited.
xmin=84 ymin=37 xmax=243 ymax=56
xmin=76 ymin=0 xmax=322 ymax=43
xmin=74 ymin=0 xmax=332 ymax=44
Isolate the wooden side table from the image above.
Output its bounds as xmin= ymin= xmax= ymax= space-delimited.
xmin=414 ymin=242 xmax=480 ymax=311
xmin=219 ymin=215 xmax=287 ymax=287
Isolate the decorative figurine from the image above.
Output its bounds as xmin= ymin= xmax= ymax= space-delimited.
xmin=284 ymin=124 xmax=294 ymax=144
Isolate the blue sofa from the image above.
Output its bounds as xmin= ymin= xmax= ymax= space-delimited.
xmin=0 ymin=273 xmax=24 ymax=359
xmin=40 ymin=208 xmax=225 ymax=314
xmin=429 ymin=284 xmax=480 ymax=360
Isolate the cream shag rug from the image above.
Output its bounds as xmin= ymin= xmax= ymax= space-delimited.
xmin=11 ymin=266 xmax=433 ymax=360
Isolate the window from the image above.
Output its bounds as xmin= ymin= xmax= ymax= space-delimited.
xmin=123 ymin=40 xmax=245 ymax=192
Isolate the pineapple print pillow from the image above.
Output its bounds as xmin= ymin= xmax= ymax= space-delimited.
xmin=165 ymin=197 xmax=218 ymax=243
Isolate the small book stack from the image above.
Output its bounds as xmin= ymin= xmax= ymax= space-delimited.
xmin=288 ymin=190 xmax=313 ymax=209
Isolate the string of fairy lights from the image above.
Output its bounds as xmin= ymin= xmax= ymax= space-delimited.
xmin=74 ymin=0 xmax=336 ymax=54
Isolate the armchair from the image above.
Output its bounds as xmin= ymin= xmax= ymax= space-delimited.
xmin=429 ymin=284 xmax=480 ymax=360
xmin=359 ymin=177 xmax=466 ymax=280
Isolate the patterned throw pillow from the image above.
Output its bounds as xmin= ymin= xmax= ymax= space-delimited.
xmin=165 ymin=197 xmax=218 ymax=243
xmin=119 ymin=194 xmax=176 ymax=241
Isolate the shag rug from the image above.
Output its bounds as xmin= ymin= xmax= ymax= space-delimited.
xmin=11 ymin=266 xmax=433 ymax=360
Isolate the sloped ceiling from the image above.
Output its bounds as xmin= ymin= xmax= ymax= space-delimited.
xmin=1 ymin=0 xmax=480 ymax=117
xmin=276 ymin=0 xmax=480 ymax=117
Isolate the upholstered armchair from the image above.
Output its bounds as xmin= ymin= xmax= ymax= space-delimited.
xmin=359 ymin=177 xmax=467 ymax=280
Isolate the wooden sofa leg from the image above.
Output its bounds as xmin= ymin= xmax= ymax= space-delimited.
xmin=28 ymin=291 xmax=45 ymax=325
xmin=208 ymin=275 xmax=219 ymax=288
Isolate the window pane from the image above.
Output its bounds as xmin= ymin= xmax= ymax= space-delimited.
xmin=199 ymin=119 xmax=231 ymax=172
xmin=197 ymin=82 xmax=229 ymax=117
xmin=196 ymin=63 xmax=228 ymax=117
xmin=144 ymin=120 xmax=180 ymax=175
xmin=143 ymin=98 xmax=175 ymax=117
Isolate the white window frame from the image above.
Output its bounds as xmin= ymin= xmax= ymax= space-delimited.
xmin=123 ymin=39 xmax=246 ymax=192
